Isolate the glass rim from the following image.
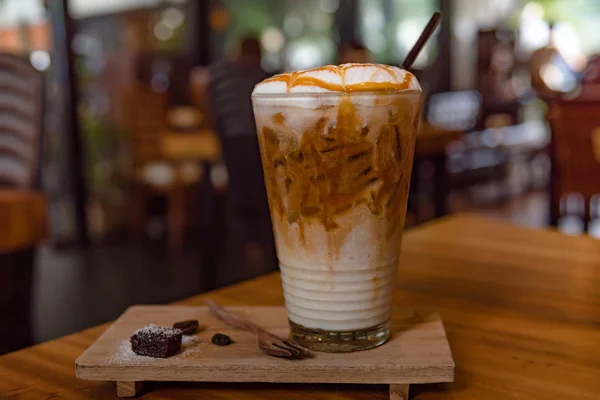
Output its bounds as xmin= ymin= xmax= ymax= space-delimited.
xmin=251 ymin=89 xmax=421 ymax=100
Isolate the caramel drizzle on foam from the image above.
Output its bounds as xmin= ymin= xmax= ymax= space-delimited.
xmin=260 ymin=64 xmax=413 ymax=93
xmin=258 ymin=74 xmax=421 ymax=259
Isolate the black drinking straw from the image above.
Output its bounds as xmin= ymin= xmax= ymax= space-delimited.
xmin=401 ymin=11 xmax=442 ymax=70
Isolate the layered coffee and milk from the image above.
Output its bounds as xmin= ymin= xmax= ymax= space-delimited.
xmin=252 ymin=64 xmax=421 ymax=333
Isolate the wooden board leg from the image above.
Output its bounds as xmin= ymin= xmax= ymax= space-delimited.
xmin=390 ymin=384 xmax=410 ymax=400
xmin=116 ymin=381 xmax=143 ymax=397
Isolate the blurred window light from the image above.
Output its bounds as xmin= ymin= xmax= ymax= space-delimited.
xmin=427 ymin=91 xmax=482 ymax=131
xmin=69 ymin=0 xmax=161 ymax=19
xmin=319 ymin=0 xmax=339 ymax=13
xmin=456 ymin=0 xmax=516 ymax=28
xmin=0 ymin=0 xmax=45 ymax=28
xmin=520 ymin=18 xmax=550 ymax=52
xmin=553 ymin=22 xmax=587 ymax=71
xmin=365 ymin=8 xmax=385 ymax=29
xmin=540 ymin=62 xmax=577 ymax=92
xmin=497 ymin=121 xmax=548 ymax=147
xmin=364 ymin=32 xmax=386 ymax=53
xmin=286 ymin=41 xmax=324 ymax=70
xmin=283 ymin=15 xmax=304 ymax=37
xmin=453 ymin=17 xmax=477 ymax=43
xmin=413 ymin=50 xmax=429 ymax=69
xmin=578 ymin=17 xmax=600 ymax=56
xmin=30 ymin=50 xmax=51 ymax=71
xmin=161 ymin=7 xmax=185 ymax=30
xmin=261 ymin=27 xmax=286 ymax=53
xmin=154 ymin=21 xmax=173 ymax=41
xmin=359 ymin=0 xmax=437 ymax=64
xmin=396 ymin=20 xmax=423 ymax=54
xmin=310 ymin=13 xmax=332 ymax=32
xmin=521 ymin=2 xmax=544 ymax=20
xmin=396 ymin=20 xmax=422 ymax=45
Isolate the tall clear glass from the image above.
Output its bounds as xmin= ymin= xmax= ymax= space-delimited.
xmin=252 ymin=90 xmax=421 ymax=352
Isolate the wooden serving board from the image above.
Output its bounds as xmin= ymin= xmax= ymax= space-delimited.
xmin=76 ymin=306 xmax=454 ymax=399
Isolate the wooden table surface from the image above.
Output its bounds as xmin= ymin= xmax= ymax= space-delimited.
xmin=2 ymin=214 xmax=600 ymax=399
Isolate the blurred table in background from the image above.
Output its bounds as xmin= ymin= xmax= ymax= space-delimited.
xmin=411 ymin=122 xmax=463 ymax=223
xmin=0 ymin=189 xmax=46 ymax=354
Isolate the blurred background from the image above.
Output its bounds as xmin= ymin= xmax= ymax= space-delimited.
xmin=2 ymin=0 xmax=600 ymax=354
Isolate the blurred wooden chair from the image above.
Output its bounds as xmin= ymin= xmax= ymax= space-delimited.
xmin=409 ymin=121 xmax=462 ymax=224
xmin=0 ymin=53 xmax=44 ymax=188
xmin=0 ymin=52 xmax=46 ymax=354
xmin=547 ymin=88 xmax=600 ymax=227
xmin=120 ymin=85 xmax=203 ymax=251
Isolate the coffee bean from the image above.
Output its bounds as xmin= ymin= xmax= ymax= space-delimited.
xmin=173 ymin=320 xmax=199 ymax=335
xmin=211 ymin=333 xmax=232 ymax=346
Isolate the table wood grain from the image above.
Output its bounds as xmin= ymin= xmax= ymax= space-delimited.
xmin=2 ymin=214 xmax=600 ymax=399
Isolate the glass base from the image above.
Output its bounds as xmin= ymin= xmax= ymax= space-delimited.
xmin=289 ymin=320 xmax=390 ymax=353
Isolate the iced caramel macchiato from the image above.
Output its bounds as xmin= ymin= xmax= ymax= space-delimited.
xmin=252 ymin=64 xmax=421 ymax=352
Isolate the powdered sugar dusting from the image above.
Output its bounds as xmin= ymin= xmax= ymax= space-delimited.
xmin=132 ymin=324 xmax=182 ymax=338
xmin=178 ymin=335 xmax=207 ymax=358
xmin=109 ymin=339 xmax=155 ymax=365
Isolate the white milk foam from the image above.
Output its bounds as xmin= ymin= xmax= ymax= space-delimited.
xmin=252 ymin=63 xmax=421 ymax=95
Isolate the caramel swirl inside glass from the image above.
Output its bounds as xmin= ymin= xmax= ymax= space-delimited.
xmin=252 ymin=89 xmax=421 ymax=352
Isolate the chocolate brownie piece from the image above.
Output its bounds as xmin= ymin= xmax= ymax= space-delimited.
xmin=173 ymin=319 xmax=199 ymax=335
xmin=130 ymin=325 xmax=182 ymax=358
